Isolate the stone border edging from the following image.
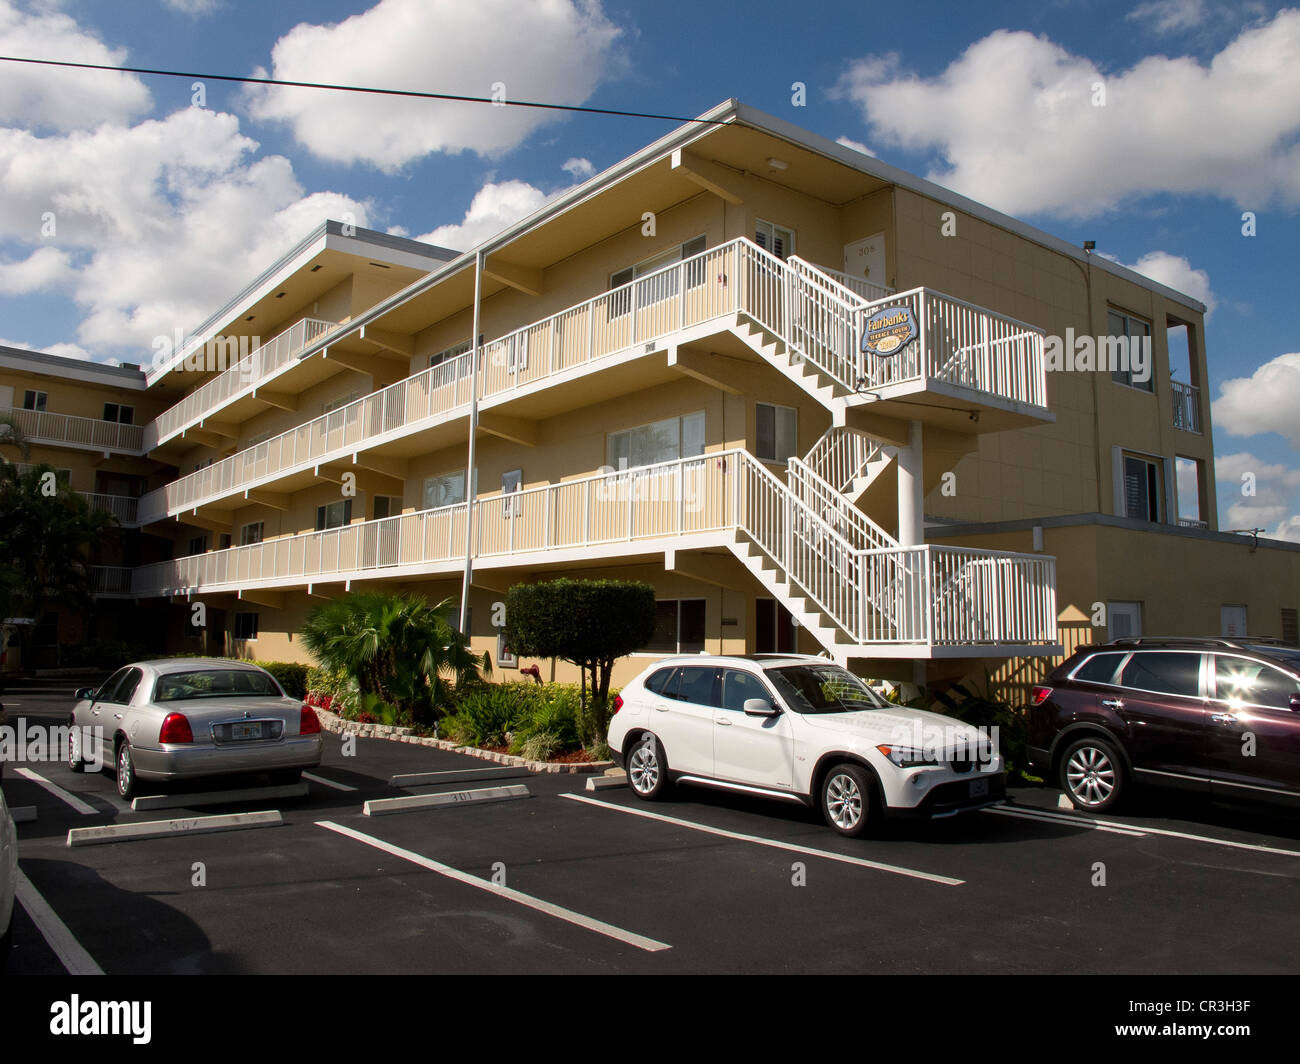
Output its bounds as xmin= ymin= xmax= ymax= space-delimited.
xmin=314 ymin=706 xmax=613 ymax=776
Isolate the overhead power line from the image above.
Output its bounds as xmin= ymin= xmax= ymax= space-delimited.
xmin=0 ymin=55 xmax=728 ymax=126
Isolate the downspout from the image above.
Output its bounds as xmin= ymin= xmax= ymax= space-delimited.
xmin=458 ymin=249 xmax=484 ymax=633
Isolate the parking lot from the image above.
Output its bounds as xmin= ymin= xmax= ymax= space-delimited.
xmin=5 ymin=677 xmax=1300 ymax=975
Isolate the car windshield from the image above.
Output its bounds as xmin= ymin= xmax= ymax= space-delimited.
xmin=154 ymin=669 xmax=283 ymax=701
xmin=765 ymin=663 xmax=889 ymax=714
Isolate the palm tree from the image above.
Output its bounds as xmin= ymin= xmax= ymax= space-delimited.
xmin=0 ymin=412 xmax=30 ymax=462
xmin=301 ymin=590 xmax=489 ymax=720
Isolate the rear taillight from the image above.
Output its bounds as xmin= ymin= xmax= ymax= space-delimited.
xmin=300 ymin=705 xmax=322 ymax=735
xmin=611 ymin=694 xmax=623 ymax=714
xmin=159 ymin=712 xmax=193 ymax=744
xmin=1029 ymin=685 xmax=1053 ymax=707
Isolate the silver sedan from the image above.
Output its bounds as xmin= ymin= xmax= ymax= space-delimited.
xmin=68 ymin=659 xmax=323 ymax=799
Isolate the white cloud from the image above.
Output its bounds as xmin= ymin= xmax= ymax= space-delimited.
xmin=562 ymin=156 xmax=595 ymax=180
xmin=1215 ymin=451 xmax=1300 ymax=541
xmin=1212 ymin=352 xmax=1300 ymax=447
xmin=0 ymin=0 xmax=152 ymax=130
xmin=247 ymin=0 xmax=624 ymax=172
xmin=416 ymin=178 xmax=554 ymax=251
xmin=835 ymin=135 xmax=876 ymax=158
xmin=0 ymin=246 xmax=74 ymax=294
xmin=1127 ymin=0 xmax=1208 ymax=34
xmin=162 ymin=0 xmax=221 ymax=14
xmin=1126 ymin=251 xmax=1216 ymax=315
xmin=0 ymin=107 xmax=371 ymax=355
xmin=832 ymin=11 xmax=1300 ymax=216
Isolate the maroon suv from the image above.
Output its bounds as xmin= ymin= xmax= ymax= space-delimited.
xmin=1026 ymin=638 xmax=1300 ymax=812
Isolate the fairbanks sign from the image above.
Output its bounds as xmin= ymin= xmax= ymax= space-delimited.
xmin=860 ymin=306 xmax=917 ymax=357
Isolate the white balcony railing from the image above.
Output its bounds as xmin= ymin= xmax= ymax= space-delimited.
xmin=789 ymin=257 xmax=894 ymax=304
xmin=132 ymin=449 xmax=1057 ymax=650
xmin=138 ymin=239 xmax=1048 ymax=524
xmin=148 ymin=317 xmax=337 ymax=447
xmin=89 ymin=566 xmax=134 ymax=595
xmin=6 ymin=407 xmax=144 ymax=453
xmin=78 ymin=492 xmax=140 ymax=524
xmin=1171 ymin=380 xmax=1201 ymax=433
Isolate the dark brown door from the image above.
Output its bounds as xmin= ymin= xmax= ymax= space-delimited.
xmin=1111 ymin=651 xmax=1211 ymax=787
xmin=1207 ymin=653 xmax=1300 ymax=803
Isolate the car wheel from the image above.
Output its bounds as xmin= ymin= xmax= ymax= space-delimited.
xmin=67 ymin=720 xmax=87 ymax=773
xmin=821 ymin=762 xmax=874 ymax=837
xmin=115 ymin=740 xmax=137 ymax=800
xmin=626 ymin=733 xmax=669 ymax=801
xmin=1060 ymin=736 xmax=1125 ymax=812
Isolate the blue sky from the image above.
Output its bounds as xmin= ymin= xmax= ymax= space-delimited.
xmin=0 ymin=0 xmax=1296 ymax=536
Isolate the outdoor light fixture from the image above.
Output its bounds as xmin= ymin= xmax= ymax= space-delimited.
xmin=1083 ymin=240 xmax=1096 ymax=252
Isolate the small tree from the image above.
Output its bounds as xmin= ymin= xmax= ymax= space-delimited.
xmin=505 ymin=579 xmax=656 ymax=745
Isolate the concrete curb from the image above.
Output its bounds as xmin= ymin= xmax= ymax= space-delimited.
xmin=315 ymin=707 xmax=614 ymax=776
xmin=67 ymin=810 xmax=283 ymax=847
xmin=363 ymin=783 xmax=530 ymax=817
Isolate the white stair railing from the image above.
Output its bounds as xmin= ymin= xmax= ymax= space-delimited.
xmin=785 ymin=458 xmax=894 ymax=552
xmin=801 ymin=426 xmax=890 ymax=496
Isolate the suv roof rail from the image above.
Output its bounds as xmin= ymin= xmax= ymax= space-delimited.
xmin=1108 ymin=636 xmax=1288 ymax=650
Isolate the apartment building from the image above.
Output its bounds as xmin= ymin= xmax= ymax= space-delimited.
xmin=3 ymin=100 xmax=1296 ymax=690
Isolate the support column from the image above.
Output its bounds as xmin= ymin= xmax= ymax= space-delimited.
xmin=458 ymin=250 xmax=484 ymax=633
xmin=896 ymin=419 xmax=924 ymax=546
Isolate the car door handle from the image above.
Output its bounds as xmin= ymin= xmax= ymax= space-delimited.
xmin=715 ymin=717 xmax=733 ymax=726
xmin=653 ymin=705 xmax=669 ymax=712
xmin=1101 ymin=699 xmax=1123 ymax=709
xmin=1210 ymin=713 xmax=1237 ymax=725
xmin=114 ymin=713 xmax=123 ymax=720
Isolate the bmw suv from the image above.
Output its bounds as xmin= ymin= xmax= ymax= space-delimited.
xmin=1026 ymin=637 xmax=1300 ymax=812
xmin=607 ymin=654 xmax=1005 ymax=837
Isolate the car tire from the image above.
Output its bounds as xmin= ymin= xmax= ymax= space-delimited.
xmin=626 ymin=733 xmax=669 ymax=801
xmin=115 ymin=740 xmax=137 ymax=801
xmin=67 ymin=719 xmax=87 ymax=773
xmin=820 ymin=762 xmax=874 ymax=838
xmin=1060 ymin=735 xmax=1126 ymax=812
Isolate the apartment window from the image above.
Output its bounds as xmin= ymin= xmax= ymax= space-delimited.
xmin=1221 ymin=605 xmax=1248 ymax=638
xmin=187 ymin=535 xmax=208 ymax=556
xmin=315 ymin=499 xmax=352 ymax=531
xmin=239 ymin=522 xmax=264 ymax=546
xmin=446 ymin=606 xmax=472 ymax=636
xmin=1175 ymin=456 xmax=1204 ymax=526
xmin=373 ymin=495 xmax=403 ymax=520
xmin=423 ymin=471 xmax=466 ymax=510
xmin=1107 ymin=309 xmax=1153 ymax=392
xmin=22 ymin=390 xmax=47 ymax=412
xmin=608 ymin=411 xmax=705 ymax=472
xmin=755 ymin=403 xmax=798 ymax=463
xmin=233 ymin=612 xmax=259 ymax=641
xmin=646 ymin=599 xmax=707 ymax=653
xmin=1107 ymin=601 xmax=1142 ymax=639
xmin=102 ymin=403 xmax=134 ymax=425
xmin=1122 ymin=454 xmax=1163 ymax=522
xmin=246 ymin=430 xmax=276 ymax=448
xmin=756 ymin=598 xmax=797 ymax=654
xmin=501 ymin=469 xmax=522 ymax=517
xmin=609 ymin=235 xmax=707 ymax=316
xmin=430 ymin=339 xmax=472 ymax=368
xmin=218 ymin=534 xmax=232 ymax=550
xmin=754 ymin=220 xmax=795 ymax=260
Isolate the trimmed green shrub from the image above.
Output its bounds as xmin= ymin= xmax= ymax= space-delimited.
xmin=260 ymin=662 xmax=309 ymax=699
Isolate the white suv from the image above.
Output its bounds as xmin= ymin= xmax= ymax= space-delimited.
xmin=607 ymin=655 xmax=1005 ymax=836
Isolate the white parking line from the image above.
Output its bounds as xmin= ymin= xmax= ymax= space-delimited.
xmin=303 ymin=770 xmax=357 ymax=792
xmin=991 ymin=803 xmax=1300 ymax=857
xmin=316 ymin=820 xmax=672 ymax=953
xmin=15 ymin=767 xmax=97 ymax=815
xmin=559 ymin=793 xmax=964 ymax=886
xmin=13 ymin=868 xmax=104 ymax=975
xmin=986 ymin=806 xmax=1147 ymax=837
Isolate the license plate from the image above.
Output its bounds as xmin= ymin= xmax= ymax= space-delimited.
xmin=969 ymin=778 xmax=989 ymax=797
xmin=231 ymin=722 xmax=264 ymax=741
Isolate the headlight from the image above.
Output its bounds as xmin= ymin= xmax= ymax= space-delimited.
xmin=876 ymin=744 xmax=941 ymax=768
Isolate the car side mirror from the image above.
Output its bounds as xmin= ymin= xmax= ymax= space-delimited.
xmin=75 ymin=687 xmax=95 ymax=701
xmin=1290 ymin=694 xmax=1300 ymax=714
xmin=743 ymin=698 xmax=779 ymax=717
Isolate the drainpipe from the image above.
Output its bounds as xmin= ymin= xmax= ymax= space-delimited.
xmin=458 ymin=249 xmax=484 ymax=633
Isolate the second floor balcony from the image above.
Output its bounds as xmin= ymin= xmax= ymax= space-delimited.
xmin=6 ymin=406 xmax=145 ymax=455
xmin=1171 ymin=379 xmax=1202 ymax=433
